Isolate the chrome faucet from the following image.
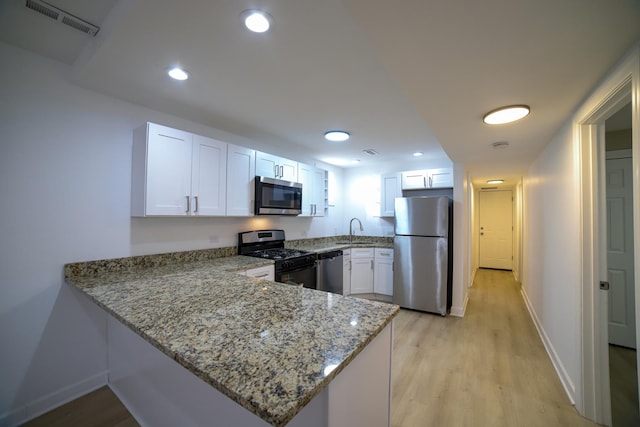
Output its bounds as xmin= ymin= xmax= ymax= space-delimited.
xmin=349 ymin=218 xmax=363 ymax=243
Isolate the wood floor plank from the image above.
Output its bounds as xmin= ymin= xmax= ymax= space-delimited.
xmin=391 ymin=268 xmax=601 ymax=427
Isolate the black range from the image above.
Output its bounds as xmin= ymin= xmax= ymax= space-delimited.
xmin=238 ymin=230 xmax=317 ymax=289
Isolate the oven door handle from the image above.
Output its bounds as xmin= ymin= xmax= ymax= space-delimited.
xmin=279 ymin=262 xmax=317 ymax=275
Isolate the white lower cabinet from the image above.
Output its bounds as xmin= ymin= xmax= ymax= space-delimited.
xmin=243 ymin=265 xmax=275 ymax=281
xmin=350 ymin=248 xmax=374 ymax=294
xmin=373 ymin=248 xmax=394 ymax=296
xmin=349 ymin=247 xmax=394 ymax=296
xmin=342 ymin=249 xmax=351 ymax=296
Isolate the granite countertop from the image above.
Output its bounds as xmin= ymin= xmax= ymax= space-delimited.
xmin=286 ymin=236 xmax=394 ymax=254
xmin=65 ymin=252 xmax=398 ymax=427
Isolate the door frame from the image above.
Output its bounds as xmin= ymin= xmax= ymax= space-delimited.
xmin=577 ymin=45 xmax=639 ymax=424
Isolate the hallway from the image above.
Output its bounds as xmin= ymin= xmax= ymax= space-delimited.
xmin=391 ymin=268 xmax=600 ymax=427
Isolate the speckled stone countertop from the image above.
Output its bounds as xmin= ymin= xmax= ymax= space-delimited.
xmin=65 ymin=249 xmax=398 ymax=427
xmin=287 ymin=235 xmax=393 ymax=253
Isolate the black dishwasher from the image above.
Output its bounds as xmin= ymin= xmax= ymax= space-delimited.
xmin=316 ymin=250 xmax=343 ymax=295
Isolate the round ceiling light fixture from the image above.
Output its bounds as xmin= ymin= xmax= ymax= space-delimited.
xmin=487 ymin=179 xmax=504 ymax=184
xmin=483 ymin=105 xmax=530 ymax=125
xmin=241 ymin=10 xmax=273 ymax=33
xmin=324 ymin=130 xmax=350 ymax=142
xmin=167 ymin=67 xmax=190 ymax=81
xmin=491 ymin=141 xmax=510 ymax=149
xmin=413 ymin=151 xmax=423 ymax=157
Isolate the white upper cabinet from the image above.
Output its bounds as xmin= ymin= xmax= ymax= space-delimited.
xmin=255 ymin=151 xmax=298 ymax=181
xmin=401 ymin=168 xmax=453 ymax=189
xmin=191 ymin=135 xmax=227 ymax=216
xmin=380 ymin=173 xmax=402 ymax=217
xmin=226 ymin=144 xmax=255 ymax=216
xmin=298 ymin=163 xmax=327 ymax=217
xmin=131 ymin=122 xmax=227 ymax=217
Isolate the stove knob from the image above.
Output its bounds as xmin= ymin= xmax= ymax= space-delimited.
xmin=282 ymin=260 xmax=292 ymax=269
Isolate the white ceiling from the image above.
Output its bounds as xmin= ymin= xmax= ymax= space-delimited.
xmin=1 ymin=0 xmax=639 ymax=187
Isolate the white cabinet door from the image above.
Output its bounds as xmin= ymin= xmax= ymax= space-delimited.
xmin=298 ymin=163 xmax=327 ymax=217
xmin=380 ymin=173 xmax=401 ymax=217
xmin=342 ymin=249 xmax=351 ymax=296
xmin=226 ymin=144 xmax=255 ymax=216
xmin=311 ymin=167 xmax=326 ymax=217
xmin=255 ymin=151 xmax=298 ymax=181
xmin=373 ymin=248 xmax=394 ymax=296
xmin=245 ymin=265 xmax=274 ymax=281
xmin=351 ymin=258 xmax=374 ymax=294
xmin=298 ymin=162 xmax=314 ymax=216
xmin=429 ymin=168 xmax=453 ymax=188
xmin=350 ymin=248 xmax=374 ymax=294
xmin=133 ymin=123 xmax=192 ymax=216
xmin=132 ymin=123 xmax=228 ymax=217
xmin=191 ymin=135 xmax=227 ymax=216
xmin=401 ymin=170 xmax=427 ymax=190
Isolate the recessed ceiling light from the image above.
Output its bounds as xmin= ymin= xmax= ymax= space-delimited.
xmin=487 ymin=179 xmax=504 ymax=184
xmin=241 ymin=10 xmax=272 ymax=33
xmin=483 ymin=105 xmax=530 ymax=124
xmin=351 ymin=159 xmax=360 ymax=164
xmin=324 ymin=130 xmax=350 ymax=142
xmin=413 ymin=152 xmax=423 ymax=157
xmin=167 ymin=67 xmax=190 ymax=81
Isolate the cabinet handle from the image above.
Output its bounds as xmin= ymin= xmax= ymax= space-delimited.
xmin=280 ymin=165 xmax=284 ymax=178
xmin=194 ymin=196 xmax=199 ymax=213
xmin=380 ymin=252 xmax=390 ymax=256
xmin=274 ymin=164 xmax=278 ymax=177
xmin=186 ymin=195 xmax=190 ymax=213
xmin=371 ymin=260 xmax=374 ymax=270
xmin=423 ymin=176 xmax=427 ymax=188
xmin=429 ymin=176 xmax=433 ymax=187
xmin=255 ymin=273 xmax=269 ymax=278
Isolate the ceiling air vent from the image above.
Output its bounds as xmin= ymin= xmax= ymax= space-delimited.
xmin=362 ymin=148 xmax=378 ymax=156
xmin=25 ymin=0 xmax=99 ymax=36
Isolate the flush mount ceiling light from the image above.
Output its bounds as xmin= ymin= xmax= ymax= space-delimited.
xmin=167 ymin=67 xmax=190 ymax=81
xmin=241 ymin=9 xmax=273 ymax=33
xmin=483 ymin=105 xmax=530 ymax=125
xmin=413 ymin=152 xmax=423 ymax=157
xmin=491 ymin=141 xmax=510 ymax=149
xmin=487 ymin=179 xmax=504 ymax=184
xmin=324 ymin=130 xmax=350 ymax=142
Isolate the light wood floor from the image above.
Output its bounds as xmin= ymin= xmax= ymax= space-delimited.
xmin=391 ymin=268 xmax=601 ymax=427
xmin=22 ymin=269 xmax=616 ymax=426
xmin=609 ymin=344 xmax=640 ymax=427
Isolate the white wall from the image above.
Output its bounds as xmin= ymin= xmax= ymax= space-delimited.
xmin=0 ymin=42 xmax=345 ymax=423
xmin=521 ymin=121 xmax=582 ymax=404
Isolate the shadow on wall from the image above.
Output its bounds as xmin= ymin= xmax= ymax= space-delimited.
xmin=2 ymin=282 xmax=107 ymax=424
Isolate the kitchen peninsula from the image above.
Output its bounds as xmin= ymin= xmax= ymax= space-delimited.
xmin=65 ymin=248 xmax=398 ymax=427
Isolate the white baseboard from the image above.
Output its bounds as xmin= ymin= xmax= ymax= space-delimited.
xmin=0 ymin=371 xmax=108 ymax=427
xmin=450 ymin=292 xmax=469 ymax=317
xmin=520 ymin=288 xmax=576 ymax=405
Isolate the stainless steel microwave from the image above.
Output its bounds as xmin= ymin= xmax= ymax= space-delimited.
xmin=254 ymin=176 xmax=303 ymax=215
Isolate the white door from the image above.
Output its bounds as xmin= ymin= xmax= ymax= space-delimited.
xmin=607 ymin=155 xmax=636 ymax=349
xmin=479 ymin=190 xmax=513 ymax=270
xmin=191 ymin=135 xmax=227 ymax=216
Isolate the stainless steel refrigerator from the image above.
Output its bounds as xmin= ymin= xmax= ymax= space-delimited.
xmin=393 ymin=196 xmax=451 ymax=315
